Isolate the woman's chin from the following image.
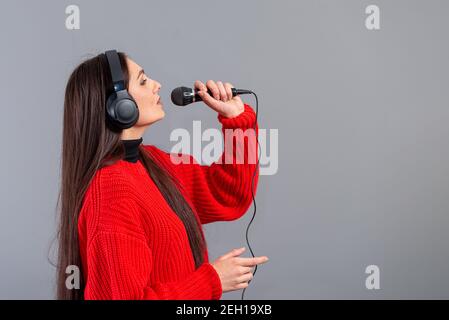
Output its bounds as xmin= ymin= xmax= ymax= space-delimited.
xmin=141 ymin=110 xmax=165 ymax=126
xmin=154 ymin=109 xmax=166 ymax=122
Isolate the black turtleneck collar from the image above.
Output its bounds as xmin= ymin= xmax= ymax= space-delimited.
xmin=122 ymin=137 xmax=143 ymax=163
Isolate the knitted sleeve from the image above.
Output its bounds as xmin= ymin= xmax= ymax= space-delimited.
xmin=82 ymin=175 xmax=222 ymax=300
xmin=147 ymin=103 xmax=259 ymax=224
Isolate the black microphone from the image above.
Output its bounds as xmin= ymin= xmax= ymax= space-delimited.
xmin=171 ymin=86 xmax=252 ymax=106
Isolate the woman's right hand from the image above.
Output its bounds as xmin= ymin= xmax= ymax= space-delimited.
xmin=210 ymin=247 xmax=269 ymax=293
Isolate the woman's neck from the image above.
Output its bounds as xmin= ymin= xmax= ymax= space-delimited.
xmin=120 ymin=125 xmax=147 ymax=141
xmin=121 ymin=137 xmax=143 ymax=163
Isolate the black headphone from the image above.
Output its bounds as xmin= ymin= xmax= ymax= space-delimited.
xmin=104 ymin=50 xmax=139 ymax=130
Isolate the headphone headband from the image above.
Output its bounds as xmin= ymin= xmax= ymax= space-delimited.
xmin=105 ymin=50 xmax=125 ymax=91
xmin=104 ymin=49 xmax=139 ymax=131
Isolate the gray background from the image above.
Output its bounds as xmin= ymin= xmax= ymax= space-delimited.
xmin=0 ymin=0 xmax=448 ymax=299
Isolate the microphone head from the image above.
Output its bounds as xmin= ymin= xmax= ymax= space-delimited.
xmin=171 ymin=86 xmax=195 ymax=106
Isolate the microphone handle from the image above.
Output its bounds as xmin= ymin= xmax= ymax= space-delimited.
xmin=194 ymin=88 xmax=251 ymax=102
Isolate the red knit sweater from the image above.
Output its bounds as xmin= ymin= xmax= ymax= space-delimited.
xmin=77 ymin=104 xmax=259 ymax=300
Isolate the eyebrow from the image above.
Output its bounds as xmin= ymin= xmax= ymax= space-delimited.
xmin=136 ymin=69 xmax=145 ymax=80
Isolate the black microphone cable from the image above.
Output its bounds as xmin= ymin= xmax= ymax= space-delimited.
xmin=241 ymin=91 xmax=260 ymax=300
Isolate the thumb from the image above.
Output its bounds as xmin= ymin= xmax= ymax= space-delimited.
xmin=232 ymin=95 xmax=243 ymax=104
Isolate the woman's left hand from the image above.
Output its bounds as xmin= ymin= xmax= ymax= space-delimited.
xmin=194 ymin=80 xmax=245 ymax=118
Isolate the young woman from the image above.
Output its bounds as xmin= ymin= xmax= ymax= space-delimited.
xmin=56 ymin=50 xmax=268 ymax=300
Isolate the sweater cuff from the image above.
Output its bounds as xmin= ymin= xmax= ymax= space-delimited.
xmin=198 ymin=262 xmax=223 ymax=300
xmin=217 ymin=104 xmax=256 ymax=129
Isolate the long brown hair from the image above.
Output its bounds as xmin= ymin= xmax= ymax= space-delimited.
xmin=56 ymin=52 xmax=206 ymax=300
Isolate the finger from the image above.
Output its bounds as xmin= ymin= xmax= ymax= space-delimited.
xmin=195 ymin=80 xmax=215 ymax=104
xmin=194 ymin=80 xmax=207 ymax=92
xmin=235 ymin=282 xmax=249 ymax=290
xmin=206 ymin=80 xmax=220 ymax=100
xmin=219 ymin=247 xmax=246 ymax=260
xmin=236 ymin=272 xmax=253 ymax=284
xmin=216 ymin=81 xmax=228 ymax=102
xmin=239 ymin=266 xmax=252 ymax=274
xmin=235 ymin=256 xmax=269 ymax=267
xmin=198 ymin=91 xmax=221 ymax=112
xmin=224 ymin=82 xmax=234 ymax=101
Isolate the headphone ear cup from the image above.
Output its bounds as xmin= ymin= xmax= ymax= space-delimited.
xmin=106 ymin=92 xmax=117 ymax=121
xmin=115 ymin=97 xmax=139 ymax=129
xmin=105 ymin=91 xmax=139 ymax=130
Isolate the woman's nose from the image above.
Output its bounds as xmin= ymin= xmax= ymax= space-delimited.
xmin=154 ymin=81 xmax=161 ymax=93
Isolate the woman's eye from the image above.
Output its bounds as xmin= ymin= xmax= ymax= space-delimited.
xmin=140 ymin=78 xmax=147 ymax=85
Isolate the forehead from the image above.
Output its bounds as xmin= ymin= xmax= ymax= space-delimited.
xmin=126 ymin=58 xmax=142 ymax=76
